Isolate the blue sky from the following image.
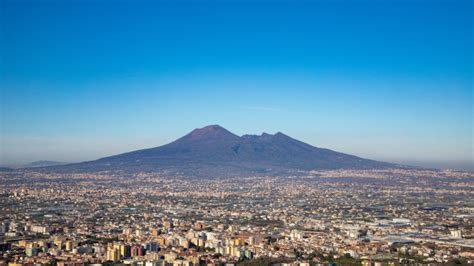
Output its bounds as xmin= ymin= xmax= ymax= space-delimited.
xmin=1 ymin=0 xmax=472 ymax=170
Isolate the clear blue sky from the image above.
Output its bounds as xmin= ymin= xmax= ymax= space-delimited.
xmin=1 ymin=0 xmax=472 ymax=170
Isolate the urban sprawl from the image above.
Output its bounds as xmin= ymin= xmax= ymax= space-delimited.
xmin=0 ymin=169 xmax=473 ymax=266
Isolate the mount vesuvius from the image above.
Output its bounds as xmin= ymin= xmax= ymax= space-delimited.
xmin=37 ymin=125 xmax=400 ymax=177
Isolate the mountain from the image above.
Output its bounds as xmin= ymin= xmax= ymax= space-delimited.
xmin=38 ymin=125 xmax=399 ymax=177
xmin=24 ymin=160 xmax=67 ymax=168
xmin=0 ymin=166 xmax=14 ymax=172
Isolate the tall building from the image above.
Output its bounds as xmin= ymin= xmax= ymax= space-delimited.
xmin=120 ymin=244 xmax=131 ymax=258
xmin=106 ymin=244 xmax=121 ymax=262
xmin=146 ymin=242 xmax=159 ymax=252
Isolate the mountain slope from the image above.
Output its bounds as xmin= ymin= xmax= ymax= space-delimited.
xmin=39 ymin=125 xmax=398 ymax=177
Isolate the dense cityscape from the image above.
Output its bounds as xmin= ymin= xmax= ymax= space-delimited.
xmin=1 ymin=168 xmax=473 ymax=266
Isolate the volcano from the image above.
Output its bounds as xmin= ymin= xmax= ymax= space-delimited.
xmin=38 ymin=125 xmax=398 ymax=177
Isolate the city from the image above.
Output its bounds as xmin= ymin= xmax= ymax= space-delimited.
xmin=1 ymin=168 xmax=473 ymax=265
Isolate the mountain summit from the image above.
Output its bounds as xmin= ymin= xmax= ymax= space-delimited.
xmin=39 ymin=125 xmax=397 ymax=177
xmin=176 ymin=125 xmax=239 ymax=143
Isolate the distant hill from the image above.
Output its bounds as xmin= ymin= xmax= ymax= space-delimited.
xmin=39 ymin=125 xmax=401 ymax=177
xmin=0 ymin=167 xmax=14 ymax=172
xmin=25 ymin=161 xmax=67 ymax=168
